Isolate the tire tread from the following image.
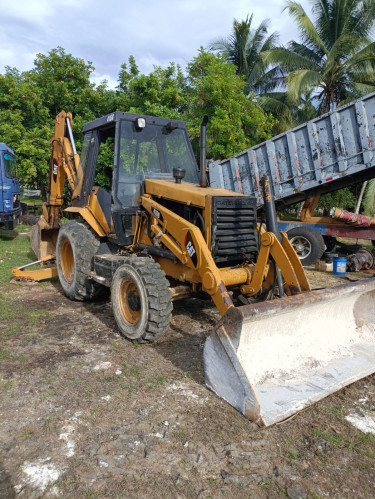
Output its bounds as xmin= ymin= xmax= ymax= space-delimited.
xmin=111 ymin=255 xmax=172 ymax=343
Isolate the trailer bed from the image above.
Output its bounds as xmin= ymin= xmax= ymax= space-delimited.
xmin=209 ymin=93 xmax=375 ymax=207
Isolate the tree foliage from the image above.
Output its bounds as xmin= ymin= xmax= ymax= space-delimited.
xmin=0 ymin=47 xmax=275 ymax=194
xmin=2 ymin=1 xmax=372 ymax=217
xmin=184 ymin=50 xmax=275 ymax=159
xmin=118 ymin=57 xmax=186 ymax=119
xmin=318 ymin=188 xmax=356 ymax=214
xmin=263 ymin=0 xmax=375 ymax=114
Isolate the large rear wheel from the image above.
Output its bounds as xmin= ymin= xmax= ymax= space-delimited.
xmin=111 ymin=256 xmax=172 ymax=343
xmin=56 ymin=219 xmax=104 ymax=300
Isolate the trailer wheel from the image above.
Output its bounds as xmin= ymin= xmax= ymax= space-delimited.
xmin=56 ymin=219 xmax=104 ymax=301
xmin=287 ymin=226 xmax=325 ymax=266
xmin=111 ymin=256 xmax=172 ymax=343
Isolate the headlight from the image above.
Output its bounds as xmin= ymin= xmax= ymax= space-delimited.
xmin=135 ymin=117 xmax=146 ymax=130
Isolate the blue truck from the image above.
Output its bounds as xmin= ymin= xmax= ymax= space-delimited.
xmin=0 ymin=143 xmax=21 ymax=229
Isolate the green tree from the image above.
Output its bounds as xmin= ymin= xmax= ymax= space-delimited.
xmin=263 ymin=0 xmax=375 ymax=114
xmin=318 ymin=187 xmax=356 ymax=214
xmin=183 ymin=50 xmax=275 ymax=160
xmin=30 ymin=47 xmax=97 ymax=117
xmin=117 ymin=57 xmax=186 ymax=119
xmin=0 ymin=49 xmax=119 ymax=192
xmin=0 ymin=69 xmax=51 ymax=189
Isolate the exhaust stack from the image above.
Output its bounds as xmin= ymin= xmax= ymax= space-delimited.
xmin=200 ymin=116 xmax=209 ymax=187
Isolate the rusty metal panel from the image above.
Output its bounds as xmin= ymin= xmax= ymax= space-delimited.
xmin=209 ymin=93 xmax=375 ymax=207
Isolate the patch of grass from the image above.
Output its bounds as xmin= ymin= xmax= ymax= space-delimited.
xmin=144 ymin=373 xmax=170 ymax=389
xmin=288 ymin=448 xmax=299 ymax=465
xmin=207 ymin=477 xmax=218 ymax=485
xmin=22 ymin=425 xmax=35 ymax=439
xmin=258 ymin=480 xmax=271 ymax=489
xmin=57 ymin=477 xmax=80 ymax=492
xmin=0 ymin=224 xmax=36 ymax=285
xmin=174 ymin=430 xmax=186 ymax=441
xmin=0 ymin=227 xmax=54 ymax=352
xmin=120 ymin=363 xmax=170 ymax=391
xmin=0 ymin=349 xmax=26 ymax=363
xmin=311 ymin=426 xmax=375 ymax=458
xmin=0 ymin=380 xmax=14 ymax=390
xmin=0 ymin=301 xmax=52 ymax=344
xmin=85 ymin=489 xmax=99 ymax=498
xmin=129 ymin=365 xmax=142 ymax=380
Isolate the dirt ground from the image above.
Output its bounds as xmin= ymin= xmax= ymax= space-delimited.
xmin=1 ymin=266 xmax=375 ymax=498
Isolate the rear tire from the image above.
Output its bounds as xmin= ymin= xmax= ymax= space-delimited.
xmin=287 ymin=226 xmax=325 ymax=266
xmin=56 ymin=219 xmax=104 ymax=301
xmin=111 ymin=256 xmax=172 ymax=343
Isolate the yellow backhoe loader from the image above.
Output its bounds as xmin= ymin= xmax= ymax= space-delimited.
xmin=13 ymin=111 xmax=375 ymax=426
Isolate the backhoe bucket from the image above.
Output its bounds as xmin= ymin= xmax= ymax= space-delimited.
xmin=30 ymin=219 xmax=58 ymax=260
xmin=204 ymin=279 xmax=375 ymax=426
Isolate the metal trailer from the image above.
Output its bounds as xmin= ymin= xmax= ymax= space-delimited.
xmin=209 ymin=93 xmax=375 ymax=264
xmin=0 ymin=143 xmax=21 ymax=230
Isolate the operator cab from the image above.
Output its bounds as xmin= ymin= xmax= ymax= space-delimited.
xmin=75 ymin=112 xmax=199 ymax=244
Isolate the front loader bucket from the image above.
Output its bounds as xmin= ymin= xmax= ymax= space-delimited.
xmin=30 ymin=220 xmax=59 ymax=260
xmin=204 ymin=279 xmax=375 ymax=426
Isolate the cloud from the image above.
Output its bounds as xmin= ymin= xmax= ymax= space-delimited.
xmin=0 ymin=0 xmax=311 ymax=84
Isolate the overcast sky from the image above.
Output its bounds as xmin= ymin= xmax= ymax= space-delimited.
xmin=0 ymin=0 xmax=311 ymax=88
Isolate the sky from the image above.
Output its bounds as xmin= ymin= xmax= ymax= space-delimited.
xmin=0 ymin=0 xmax=312 ymax=89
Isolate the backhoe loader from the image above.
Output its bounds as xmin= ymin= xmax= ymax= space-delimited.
xmin=13 ymin=111 xmax=375 ymax=426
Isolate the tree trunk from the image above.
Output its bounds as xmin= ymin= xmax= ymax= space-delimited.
xmin=355 ymin=181 xmax=368 ymax=214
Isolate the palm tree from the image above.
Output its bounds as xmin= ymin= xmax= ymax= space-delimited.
xmin=263 ymin=0 xmax=375 ymax=114
xmin=209 ymin=14 xmax=279 ymax=95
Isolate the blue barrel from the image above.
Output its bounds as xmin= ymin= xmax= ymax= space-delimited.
xmin=333 ymin=257 xmax=347 ymax=276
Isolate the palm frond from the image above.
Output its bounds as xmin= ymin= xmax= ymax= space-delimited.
xmin=363 ymin=178 xmax=375 ymax=216
xmin=336 ymin=41 xmax=375 ymax=76
xmin=286 ymin=69 xmax=321 ymax=103
xmin=287 ymin=41 xmax=324 ymax=66
xmin=257 ymin=94 xmax=294 ymax=130
xmin=262 ymin=47 xmax=319 ymax=72
xmin=284 ymin=1 xmax=327 ymax=54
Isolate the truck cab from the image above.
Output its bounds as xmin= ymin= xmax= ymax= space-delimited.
xmin=0 ymin=143 xmax=21 ymax=229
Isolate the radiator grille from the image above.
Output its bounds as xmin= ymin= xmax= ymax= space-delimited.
xmin=211 ymin=196 xmax=258 ymax=265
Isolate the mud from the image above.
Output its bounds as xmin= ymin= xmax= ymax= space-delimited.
xmin=0 ymin=271 xmax=375 ymax=498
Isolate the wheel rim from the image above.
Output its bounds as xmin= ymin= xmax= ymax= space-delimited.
xmin=289 ymin=236 xmax=311 ymax=259
xmin=60 ymin=239 xmax=74 ymax=282
xmin=119 ymin=279 xmax=141 ymax=325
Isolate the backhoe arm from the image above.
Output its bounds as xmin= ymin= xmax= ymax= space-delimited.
xmin=42 ymin=111 xmax=82 ymax=229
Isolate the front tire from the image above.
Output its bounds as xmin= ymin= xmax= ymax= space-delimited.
xmin=56 ymin=219 xmax=104 ymax=301
xmin=287 ymin=226 xmax=325 ymax=266
xmin=111 ymin=256 xmax=172 ymax=343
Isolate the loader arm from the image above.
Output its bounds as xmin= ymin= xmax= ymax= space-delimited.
xmin=140 ymin=195 xmax=310 ymax=316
